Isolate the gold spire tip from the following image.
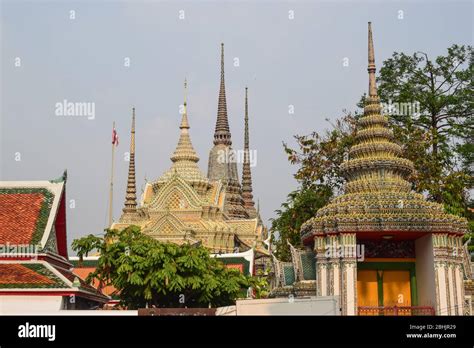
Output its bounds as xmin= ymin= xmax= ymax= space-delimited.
xmin=184 ymin=78 xmax=188 ymax=106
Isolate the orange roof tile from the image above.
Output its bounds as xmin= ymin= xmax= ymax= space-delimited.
xmin=0 ymin=264 xmax=55 ymax=285
xmin=0 ymin=193 xmax=44 ymax=245
xmin=73 ymin=266 xmax=117 ymax=297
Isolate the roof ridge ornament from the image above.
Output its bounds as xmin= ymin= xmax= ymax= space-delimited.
xmin=49 ymin=170 xmax=68 ymax=183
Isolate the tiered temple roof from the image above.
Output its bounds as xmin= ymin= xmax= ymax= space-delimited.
xmin=301 ymin=22 xmax=467 ymax=243
xmin=0 ymin=175 xmax=108 ymax=304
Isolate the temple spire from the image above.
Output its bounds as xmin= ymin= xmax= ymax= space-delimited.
xmin=180 ymin=78 xmax=190 ymax=130
xmin=241 ymin=87 xmax=257 ymax=218
xmin=339 ymin=21 xmax=414 ymax=194
xmin=123 ymin=107 xmax=137 ymax=214
xmin=213 ymin=43 xmax=232 ymax=145
xmin=207 ymin=44 xmax=247 ymax=219
xmin=170 ymin=79 xmax=199 ymax=163
xmin=368 ymin=22 xmax=377 ymax=97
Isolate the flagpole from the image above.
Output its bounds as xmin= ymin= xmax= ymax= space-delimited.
xmin=108 ymin=121 xmax=116 ymax=228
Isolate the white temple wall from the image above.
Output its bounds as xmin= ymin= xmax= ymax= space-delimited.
xmin=333 ymin=263 xmax=340 ymax=296
xmin=0 ymin=295 xmax=64 ymax=314
xmin=415 ymin=234 xmax=436 ymax=308
xmin=436 ymin=266 xmax=449 ymax=315
xmin=454 ymin=265 xmax=464 ymax=315
xmin=447 ymin=266 xmax=455 ymax=315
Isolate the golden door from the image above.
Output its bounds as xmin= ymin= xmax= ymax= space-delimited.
xmin=357 ymin=270 xmax=379 ymax=307
xmin=382 ymin=270 xmax=411 ymax=306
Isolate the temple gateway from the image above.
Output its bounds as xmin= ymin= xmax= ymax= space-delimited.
xmin=111 ymin=44 xmax=269 ymax=260
xmin=271 ymin=23 xmax=471 ymax=316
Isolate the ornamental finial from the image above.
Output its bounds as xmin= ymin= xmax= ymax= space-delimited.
xmin=368 ymin=22 xmax=377 ymax=96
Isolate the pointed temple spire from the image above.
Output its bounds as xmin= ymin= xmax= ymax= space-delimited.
xmin=368 ymin=22 xmax=377 ymax=97
xmin=171 ymin=79 xmax=199 ymax=163
xmin=214 ymin=43 xmax=232 ymax=146
xmin=157 ymin=79 xmax=207 ymax=184
xmin=341 ymin=21 xmax=414 ymax=195
xmin=122 ymin=107 xmax=137 ymax=214
xmin=241 ymin=87 xmax=257 ymax=218
xmin=300 ymin=21 xmax=466 ymax=245
xmin=180 ymin=78 xmax=190 ymax=130
xmin=207 ymin=43 xmax=248 ymax=219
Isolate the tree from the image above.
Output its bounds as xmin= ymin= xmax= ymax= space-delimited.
xmin=376 ymin=44 xmax=473 ymax=209
xmin=376 ymin=44 xmax=473 ymax=251
xmin=72 ymin=226 xmax=251 ymax=309
xmin=285 ymin=112 xmax=357 ymax=192
xmin=271 ymin=113 xmax=357 ymax=260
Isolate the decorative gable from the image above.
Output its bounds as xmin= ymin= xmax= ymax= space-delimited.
xmin=148 ymin=176 xmax=202 ymax=211
xmin=145 ymin=213 xmax=185 ymax=237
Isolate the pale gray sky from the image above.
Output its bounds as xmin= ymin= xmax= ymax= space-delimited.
xmin=1 ymin=0 xmax=472 ymax=253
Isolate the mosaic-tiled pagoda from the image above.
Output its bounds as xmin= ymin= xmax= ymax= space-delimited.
xmin=112 ymin=45 xmax=267 ymax=256
xmin=300 ymin=23 xmax=468 ymax=315
xmin=207 ymin=43 xmax=248 ymax=219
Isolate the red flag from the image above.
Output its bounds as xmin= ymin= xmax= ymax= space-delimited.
xmin=112 ymin=127 xmax=119 ymax=146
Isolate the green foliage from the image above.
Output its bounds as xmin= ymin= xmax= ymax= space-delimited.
xmin=271 ymin=113 xmax=357 ymax=260
xmin=284 ymin=113 xmax=357 ymax=190
xmin=72 ymin=226 xmax=251 ymax=309
xmin=376 ymin=44 xmax=473 ymax=210
xmin=271 ymin=186 xmax=332 ymax=261
xmin=376 ymin=44 xmax=473 ymax=250
xmin=248 ymin=269 xmax=270 ymax=299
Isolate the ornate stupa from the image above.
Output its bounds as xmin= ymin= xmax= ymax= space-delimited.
xmin=120 ymin=107 xmax=139 ymax=223
xmin=112 ymin=79 xmax=268 ymax=256
xmin=155 ymin=79 xmax=209 ymax=188
xmin=301 ymin=24 xmax=466 ymax=239
xmin=299 ymin=23 xmax=468 ymax=316
xmin=207 ymin=43 xmax=248 ymax=219
xmin=241 ymin=87 xmax=257 ymax=218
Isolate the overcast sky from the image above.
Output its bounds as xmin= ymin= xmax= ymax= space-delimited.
xmin=1 ymin=0 xmax=472 ymax=253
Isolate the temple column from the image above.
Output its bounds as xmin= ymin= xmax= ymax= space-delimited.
xmin=447 ymin=235 xmax=456 ymax=315
xmin=314 ymin=235 xmax=328 ymax=297
xmin=433 ymin=233 xmax=450 ymax=315
xmin=451 ymin=235 xmax=465 ymax=315
xmin=339 ymin=233 xmax=357 ymax=315
xmin=326 ymin=234 xmax=340 ymax=297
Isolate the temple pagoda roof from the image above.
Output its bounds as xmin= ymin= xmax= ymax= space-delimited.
xmin=0 ymin=174 xmax=109 ymax=304
xmin=0 ymin=177 xmax=68 ymax=256
xmin=300 ymin=23 xmax=468 ymax=244
xmin=0 ymin=260 xmax=109 ymax=302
